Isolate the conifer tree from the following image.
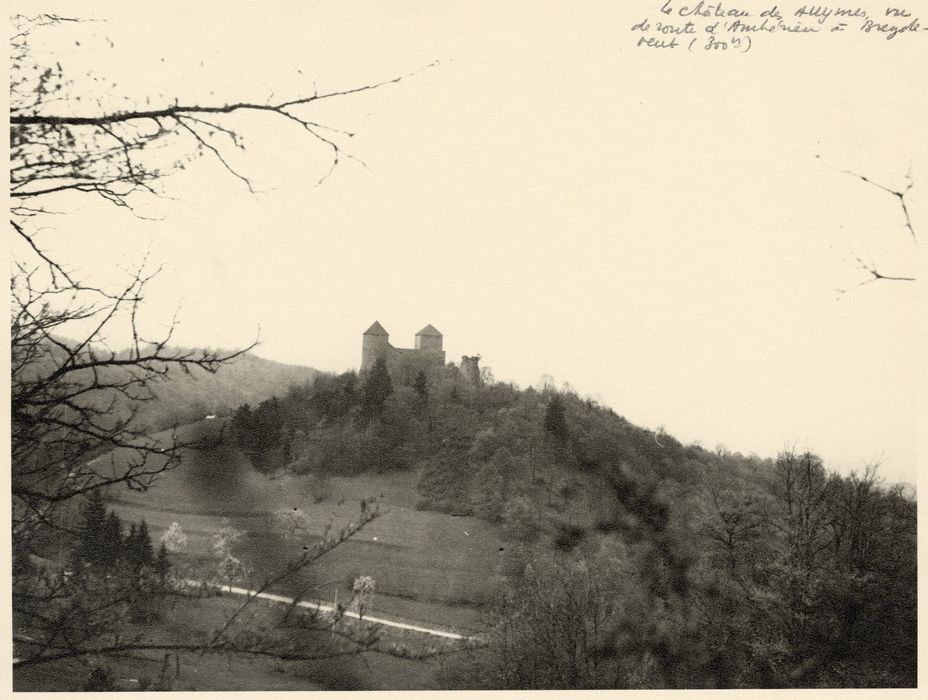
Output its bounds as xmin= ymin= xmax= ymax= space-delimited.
xmin=125 ymin=522 xmax=139 ymax=569
xmin=358 ymin=357 xmax=393 ymax=426
xmin=543 ymin=394 xmax=569 ymax=442
xmin=154 ymin=542 xmax=171 ymax=589
xmin=137 ymin=520 xmax=155 ymax=566
xmin=75 ymin=490 xmax=108 ymax=567
xmin=100 ymin=511 xmax=124 ymax=567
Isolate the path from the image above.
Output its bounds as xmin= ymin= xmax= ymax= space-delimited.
xmin=184 ymin=580 xmax=479 ymax=641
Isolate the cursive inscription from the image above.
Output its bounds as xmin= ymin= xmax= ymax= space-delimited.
xmin=631 ymin=3 xmax=926 ymax=51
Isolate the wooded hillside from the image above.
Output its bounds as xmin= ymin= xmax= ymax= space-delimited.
xmin=228 ymin=358 xmax=917 ymax=688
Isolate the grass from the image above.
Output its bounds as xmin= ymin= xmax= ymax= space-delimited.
xmin=14 ymin=594 xmax=442 ymax=691
xmin=55 ymin=418 xmax=511 ymax=688
xmin=110 ymin=420 xmax=507 ymax=628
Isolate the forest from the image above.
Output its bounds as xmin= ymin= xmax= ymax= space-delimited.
xmin=10 ymin=9 xmax=918 ymax=691
xmin=227 ymin=355 xmax=917 ymax=688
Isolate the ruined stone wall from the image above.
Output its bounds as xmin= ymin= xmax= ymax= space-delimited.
xmin=460 ymin=355 xmax=481 ymax=384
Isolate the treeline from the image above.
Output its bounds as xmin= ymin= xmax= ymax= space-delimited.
xmin=13 ymin=488 xmax=174 ymax=660
xmin=225 ymin=357 xmax=915 ymax=688
xmin=230 ymin=357 xmax=456 ymax=476
xmin=71 ymin=490 xmax=171 ymax=596
xmin=96 ymin=349 xmax=318 ymax=435
xmin=439 ymin=446 xmax=915 ymax=688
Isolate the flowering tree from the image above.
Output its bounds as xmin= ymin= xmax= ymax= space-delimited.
xmin=160 ymin=522 xmax=188 ymax=553
xmin=212 ymin=521 xmax=248 ymax=584
xmin=352 ymin=575 xmax=376 ymax=619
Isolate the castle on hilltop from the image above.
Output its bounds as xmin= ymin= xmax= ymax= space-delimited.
xmin=361 ymin=321 xmax=446 ymax=373
xmin=361 ymin=321 xmax=480 ymax=382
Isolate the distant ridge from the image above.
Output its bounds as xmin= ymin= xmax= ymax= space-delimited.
xmin=126 ymin=350 xmax=318 ymax=431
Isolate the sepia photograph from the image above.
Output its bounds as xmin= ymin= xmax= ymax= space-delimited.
xmin=8 ymin=1 xmax=923 ymax=692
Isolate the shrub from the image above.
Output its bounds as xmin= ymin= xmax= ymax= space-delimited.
xmin=501 ymin=495 xmax=540 ymax=543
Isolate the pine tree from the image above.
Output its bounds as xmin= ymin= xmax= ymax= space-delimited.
xmin=231 ymin=403 xmax=254 ymax=450
xmin=100 ymin=511 xmax=124 ymax=567
xmin=125 ymin=522 xmax=140 ymax=569
xmin=137 ymin=520 xmax=155 ymax=566
xmin=358 ymin=356 xmax=393 ymax=426
xmin=543 ymin=394 xmax=569 ymax=442
xmin=75 ymin=489 xmax=108 ymax=567
xmin=154 ymin=542 xmax=171 ymax=589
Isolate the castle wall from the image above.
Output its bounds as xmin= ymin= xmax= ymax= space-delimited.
xmin=360 ymin=324 xmax=446 ymax=377
xmin=461 ymin=355 xmax=481 ymax=384
xmin=388 ymin=347 xmax=446 ymax=384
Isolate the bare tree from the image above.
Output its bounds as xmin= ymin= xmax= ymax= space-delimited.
xmin=821 ymin=157 xmax=919 ymax=294
xmin=768 ymin=450 xmax=835 ymax=572
xmin=10 ymin=13 xmax=446 ymax=684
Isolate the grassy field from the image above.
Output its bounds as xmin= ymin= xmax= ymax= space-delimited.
xmin=65 ymin=418 xmax=511 ymax=688
xmin=14 ymin=594 xmax=443 ymax=691
xmin=109 ymin=420 xmax=507 ymax=626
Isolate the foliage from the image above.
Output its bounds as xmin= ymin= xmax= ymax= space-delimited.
xmin=72 ymin=492 xmax=161 ymax=579
xmin=543 ymin=393 xmax=569 ymax=441
xmin=230 ymin=400 xmax=287 ymax=470
xmin=413 ymin=369 xmax=430 ymax=409
xmin=160 ymin=521 xmax=189 ymax=553
xmin=439 ymin=555 xmax=630 ymax=689
xmin=351 ymin=575 xmax=376 ymax=618
xmin=219 ymin=346 xmax=916 ymax=689
xmin=10 ymin=12 xmax=432 ymax=678
xmin=358 ymin=357 xmax=394 ymax=427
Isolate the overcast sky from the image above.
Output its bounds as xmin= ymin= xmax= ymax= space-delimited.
xmin=18 ymin=2 xmax=925 ymax=485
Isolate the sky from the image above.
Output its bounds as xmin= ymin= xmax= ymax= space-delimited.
xmin=13 ymin=2 xmax=925 ymax=485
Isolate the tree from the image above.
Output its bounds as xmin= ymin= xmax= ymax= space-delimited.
xmin=690 ymin=450 xmax=917 ymax=687
xmin=160 ymin=521 xmax=188 ymax=553
xmin=100 ymin=510 xmax=125 ymax=568
xmin=543 ymin=394 xmax=569 ymax=442
xmin=74 ymin=489 xmax=108 ymax=567
xmin=413 ymin=369 xmax=430 ymax=413
xmin=769 ymin=450 xmax=834 ymax=571
xmin=136 ymin=519 xmax=155 ymax=567
xmin=154 ymin=542 xmax=170 ymax=589
xmin=10 ymin=13 xmax=439 ymax=677
xmin=351 ymin=575 xmax=376 ymax=620
xmin=358 ymin=356 xmax=393 ymax=426
xmin=440 ymin=556 xmax=629 ymax=689
xmin=11 ymin=10 xmax=429 ymax=542
xmin=230 ymin=397 xmax=286 ymax=468
xmin=124 ymin=522 xmax=139 ymax=566
xmin=699 ymin=478 xmax=767 ymax=578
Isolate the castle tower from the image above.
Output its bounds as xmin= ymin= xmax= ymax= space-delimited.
xmin=415 ymin=324 xmax=443 ymax=352
xmin=361 ymin=321 xmax=390 ymax=372
xmin=461 ymin=355 xmax=481 ymax=384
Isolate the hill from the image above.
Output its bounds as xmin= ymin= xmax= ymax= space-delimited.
xmin=21 ymin=338 xmax=318 ymax=434
xmin=16 ymin=356 xmax=916 ymax=690
xmin=224 ymin=359 xmax=917 ymax=689
xmin=15 ymin=417 xmax=503 ymax=691
xmin=122 ymin=351 xmax=318 ymax=433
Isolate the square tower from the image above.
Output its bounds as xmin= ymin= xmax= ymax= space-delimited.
xmin=414 ymin=324 xmax=443 ymax=352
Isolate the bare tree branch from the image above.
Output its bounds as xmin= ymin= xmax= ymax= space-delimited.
xmin=820 ymin=157 xmax=920 ymax=294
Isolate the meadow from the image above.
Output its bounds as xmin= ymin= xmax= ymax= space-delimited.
xmin=39 ymin=417 xmax=507 ymax=688
xmin=14 ymin=593 xmax=445 ymax=691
